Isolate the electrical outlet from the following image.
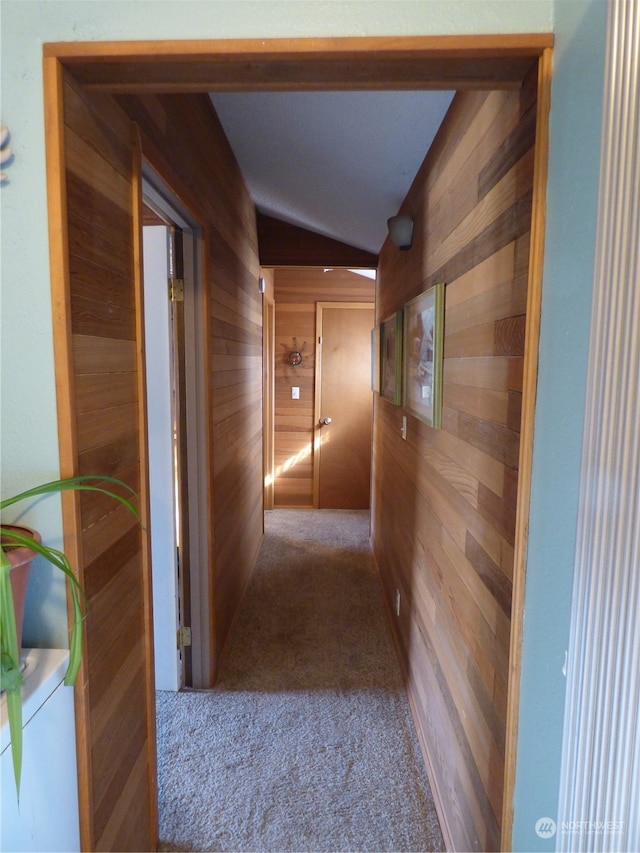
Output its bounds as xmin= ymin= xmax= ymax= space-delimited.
xmin=395 ymin=589 xmax=401 ymax=616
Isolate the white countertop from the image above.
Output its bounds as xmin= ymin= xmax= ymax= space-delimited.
xmin=1 ymin=648 xmax=70 ymax=754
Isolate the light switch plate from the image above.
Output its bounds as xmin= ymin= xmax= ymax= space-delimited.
xmin=292 ymin=386 xmax=300 ymax=400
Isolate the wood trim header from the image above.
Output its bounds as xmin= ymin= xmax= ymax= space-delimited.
xmin=43 ymin=34 xmax=553 ymax=93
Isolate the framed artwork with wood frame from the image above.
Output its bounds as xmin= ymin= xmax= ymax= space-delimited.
xmin=403 ymin=283 xmax=445 ymax=427
xmin=380 ymin=311 xmax=403 ymax=404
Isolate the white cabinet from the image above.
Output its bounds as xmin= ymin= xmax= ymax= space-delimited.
xmin=1 ymin=649 xmax=80 ymax=852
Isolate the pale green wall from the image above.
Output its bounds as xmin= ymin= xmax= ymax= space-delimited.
xmin=512 ymin=0 xmax=607 ymax=847
xmin=1 ymin=0 xmax=609 ymax=844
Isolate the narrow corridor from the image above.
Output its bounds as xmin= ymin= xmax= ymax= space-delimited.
xmin=156 ymin=510 xmax=443 ymax=852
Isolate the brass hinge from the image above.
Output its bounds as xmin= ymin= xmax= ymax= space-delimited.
xmin=177 ymin=626 xmax=192 ymax=648
xmin=169 ymin=278 xmax=184 ymax=302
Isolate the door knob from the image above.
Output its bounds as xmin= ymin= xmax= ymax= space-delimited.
xmin=321 ymin=417 xmax=332 ymax=425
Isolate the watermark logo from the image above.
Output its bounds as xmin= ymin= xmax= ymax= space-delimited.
xmin=561 ymin=820 xmax=624 ymax=836
xmin=535 ymin=817 xmax=557 ymax=839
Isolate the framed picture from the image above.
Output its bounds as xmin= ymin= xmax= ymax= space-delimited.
xmin=380 ymin=311 xmax=403 ymax=404
xmin=403 ymin=283 xmax=445 ymax=427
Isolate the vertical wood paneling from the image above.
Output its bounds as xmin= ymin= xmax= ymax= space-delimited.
xmin=372 ymin=73 xmax=538 ymax=852
xmin=273 ymin=268 xmax=375 ymax=507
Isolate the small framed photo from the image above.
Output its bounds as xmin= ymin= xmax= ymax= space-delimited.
xmin=380 ymin=311 xmax=403 ymax=405
xmin=403 ymin=283 xmax=445 ymax=427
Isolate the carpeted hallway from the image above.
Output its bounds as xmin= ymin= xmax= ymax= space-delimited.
xmin=156 ymin=509 xmax=444 ymax=852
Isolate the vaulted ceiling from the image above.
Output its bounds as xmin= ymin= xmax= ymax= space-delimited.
xmin=209 ymin=90 xmax=455 ymax=256
xmin=60 ymin=37 xmax=548 ymax=260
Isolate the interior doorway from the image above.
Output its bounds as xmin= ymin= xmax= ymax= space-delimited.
xmin=142 ymin=170 xmax=210 ymax=690
xmin=43 ymin=35 xmax=551 ymax=852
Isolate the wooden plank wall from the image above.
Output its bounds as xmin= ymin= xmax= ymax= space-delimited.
xmin=273 ymin=268 xmax=374 ymax=507
xmin=258 ymin=213 xmax=378 ymax=267
xmin=56 ymin=78 xmax=262 ymax=847
xmin=372 ymin=69 xmax=537 ymax=852
xmin=112 ymin=92 xmax=264 ymax=673
xmin=61 ymin=72 xmax=155 ymax=852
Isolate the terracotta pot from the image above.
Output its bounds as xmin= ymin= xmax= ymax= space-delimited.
xmin=1 ymin=525 xmax=40 ymax=648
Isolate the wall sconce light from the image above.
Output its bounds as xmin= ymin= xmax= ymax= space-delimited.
xmin=387 ymin=214 xmax=414 ymax=250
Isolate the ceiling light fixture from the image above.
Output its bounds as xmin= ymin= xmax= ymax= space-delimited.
xmin=387 ymin=214 xmax=414 ymax=251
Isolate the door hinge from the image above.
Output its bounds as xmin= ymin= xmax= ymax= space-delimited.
xmin=169 ymin=277 xmax=184 ymax=302
xmin=177 ymin=626 xmax=192 ymax=648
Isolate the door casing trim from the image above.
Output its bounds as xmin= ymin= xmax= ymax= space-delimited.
xmin=43 ymin=34 xmax=553 ymax=852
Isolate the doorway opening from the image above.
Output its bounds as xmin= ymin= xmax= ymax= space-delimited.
xmin=266 ymin=267 xmax=376 ymax=510
xmin=43 ymin=35 xmax=551 ymax=852
xmin=142 ymin=167 xmax=211 ymax=689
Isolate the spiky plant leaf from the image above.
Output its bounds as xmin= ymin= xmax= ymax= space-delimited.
xmin=0 ymin=475 xmax=143 ymax=797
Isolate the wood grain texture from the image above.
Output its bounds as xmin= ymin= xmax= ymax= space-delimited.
xmin=45 ymin=35 xmax=551 ymax=93
xmin=48 ymin=71 xmax=264 ymax=849
xmin=113 ymin=91 xmax=264 ymax=679
xmin=40 ymin=36 xmax=554 ymax=852
xmin=372 ymin=76 xmax=538 ymax=851
xmin=501 ymin=52 xmax=552 ymax=850
xmin=314 ymin=303 xmax=374 ymax=509
xmin=44 ymin=55 xmax=98 ymax=850
xmin=273 ymin=268 xmax=374 ymax=507
xmin=53 ymin=68 xmax=156 ymax=852
xmin=258 ymin=213 xmax=378 ymax=267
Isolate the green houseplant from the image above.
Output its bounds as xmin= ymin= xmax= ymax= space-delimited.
xmin=1 ymin=475 xmax=141 ymax=798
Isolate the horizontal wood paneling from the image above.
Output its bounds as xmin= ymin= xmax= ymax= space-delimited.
xmin=119 ymin=95 xmax=262 ymax=672
xmin=258 ymin=213 xmax=378 ymax=267
xmin=59 ymin=71 xmax=155 ymax=852
xmin=273 ymin=267 xmax=374 ymax=507
xmin=372 ymin=71 xmax=537 ymax=851
xmin=113 ymin=92 xmax=264 ymax=670
xmin=54 ymin=73 xmax=264 ymax=849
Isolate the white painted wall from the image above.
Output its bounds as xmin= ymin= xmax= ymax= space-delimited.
xmin=143 ymin=226 xmax=181 ymax=692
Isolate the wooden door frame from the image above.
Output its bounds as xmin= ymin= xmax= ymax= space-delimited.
xmin=262 ymin=283 xmax=276 ymax=513
xmin=139 ymin=148 xmax=215 ymax=690
xmin=43 ymin=34 xmax=552 ymax=852
xmin=141 ymin=167 xmax=212 ymax=690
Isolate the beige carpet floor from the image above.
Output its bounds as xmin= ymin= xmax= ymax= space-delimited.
xmin=157 ymin=509 xmax=444 ymax=852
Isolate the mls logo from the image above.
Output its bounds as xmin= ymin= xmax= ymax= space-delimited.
xmin=535 ymin=817 xmax=557 ymax=839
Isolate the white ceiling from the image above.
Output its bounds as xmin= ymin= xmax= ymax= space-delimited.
xmin=209 ymin=90 xmax=455 ymax=255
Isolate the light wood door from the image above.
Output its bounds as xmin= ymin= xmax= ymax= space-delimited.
xmin=314 ymin=303 xmax=374 ymax=509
